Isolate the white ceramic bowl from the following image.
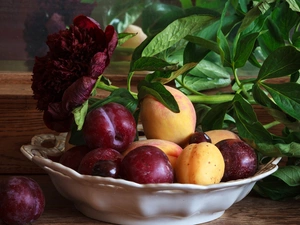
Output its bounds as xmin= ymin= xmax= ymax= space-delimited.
xmin=20 ymin=133 xmax=281 ymax=225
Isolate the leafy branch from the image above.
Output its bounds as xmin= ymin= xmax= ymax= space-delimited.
xmin=81 ymin=0 xmax=300 ymax=200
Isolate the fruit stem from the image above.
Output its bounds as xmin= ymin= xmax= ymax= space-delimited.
xmin=175 ymin=77 xmax=205 ymax=96
xmin=96 ymin=80 xmax=138 ymax=98
xmin=263 ymin=120 xmax=281 ymax=130
xmin=187 ymin=94 xmax=234 ymax=104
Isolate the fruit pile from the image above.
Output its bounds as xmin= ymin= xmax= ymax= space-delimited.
xmin=57 ymin=85 xmax=258 ymax=185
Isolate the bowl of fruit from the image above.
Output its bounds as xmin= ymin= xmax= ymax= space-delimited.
xmin=20 ymin=87 xmax=281 ymax=225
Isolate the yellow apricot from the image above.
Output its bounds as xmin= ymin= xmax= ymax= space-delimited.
xmin=139 ymin=85 xmax=196 ymax=148
xmin=205 ymin=129 xmax=240 ymax=144
xmin=175 ymin=142 xmax=225 ymax=185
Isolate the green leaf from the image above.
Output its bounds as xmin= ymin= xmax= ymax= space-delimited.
xmin=267 ymin=107 xmax=300 ymax=132
xmin=254 ymin=175 xmax=300 ymax=200
xmin=193 ymin=103 xmax=211 ymax=130
xmin=141 ymin=3 xmax=184 ymax=36
xmin=261 ymin=82 xmax=300 ymax=120
xmin=89 ymin=88 xmax=138 ymax=114
xmin=142 ymin=14 xmax=218 ymax=57
xmin=201 ymin=101 xmax=233 ymax=131
xmin=252 ymin=83 xmax=280 ymax=109
xmin=256 ymin=46 xmax=300 ymax=81
xmin=232 ymin=93 xmax=273 ymax=145
xmin=184 ymin=35 xmax=220 ymax=55
xmin=117 ymin=33 xmax=137 ymax=46
xmin=237 ymin=0 xmax=274 ymax=34
xmin=256 ymin=141 xmax=300 ymax=157
xmin=233 ymin=32 xmax=260 ymax=68
xmin=177 ymin=59 xmax=231 ymax=94
xmin=270 ymin=1 xmax=300 ymax=41
xmin=195 ymin=0 xmax=227 ymax=12
xmin=107 ymin=0 xmax=151 ymax=32
xmin=68 ymin=122 xmax=85 ymax=146
xmin=258 ymin=17 xmax=286 ymax=56
xmin=137 ymin=80 xmax=179 ymax=113
xmin=286 ymin=0 xmax=300 ymax=12
xmin=180 ymin=0 xmax=193 ymax=9
xmin=183 ymin=42 xmax=210 ymax=65
xmin=80 ymin=0 xmax=95 ymax=3
xmin=72 ymin=100 xmax=89 ymax=130
xmin=217 ymin=0 xmax=232 ymax=67
xmin=292 ymin=31 xmax=300 ymax=48
xmin=130 ymin=57 xmax=178 ymax=72
xmin=153 ymin=62 xmax=197 ymax=84
xmin=144 ymin=63 xmax=197 ymax=85
xmin=130 ymin=34 xmax=154 ymax=65
xmin=272 ymin=165 xmax=300 ymax=186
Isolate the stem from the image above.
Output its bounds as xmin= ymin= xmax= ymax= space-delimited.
xmin=175 ymin=77 xmax=205 ymax=96
xmin=187 ymin=94 xmax=234 ymax=104
xmin=96 ymin=81 xmax=138 ymax=99
xmin=263 ymin=120 xmax=281 ymax=130
xmin=233 ymin=68 xmax=241 ymax=87
xmin=233 ymin=68 xmax=252 ymax=100
xmin=127 ymin=71 xmax=134 ymax=92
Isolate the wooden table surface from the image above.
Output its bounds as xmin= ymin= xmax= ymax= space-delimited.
xmin=0 ymin=72 xmax=299 ymax=225
xmin=0 ymin=174 xmax=299 ymax=225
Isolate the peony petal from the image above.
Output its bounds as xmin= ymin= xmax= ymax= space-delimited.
xmin=44 ymin=103 xmax=73 ymax=132
xmin=62 ymin=76 xmax=96 ymax=112
xmin=73 ymin=15 xmax=100 ymax=30
xmin=105 ymin=25 xmax=118 ymax=58
xmin=89 ymin=52 xmax=109 ymax=78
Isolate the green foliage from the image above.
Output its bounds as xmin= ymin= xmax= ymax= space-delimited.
xmin=82 ymin=0 xmax=300 ymax=200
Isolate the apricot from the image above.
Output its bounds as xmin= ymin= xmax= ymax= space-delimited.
xmin=205 ymin=129 xmax=240 ymax=144
xmin=175 ymin=142 xmax=225 ymax=185
xmin=139 ymin=85 xmax=196 ymax=147
xmin=123 ymin=139 xmax=183 ymax=168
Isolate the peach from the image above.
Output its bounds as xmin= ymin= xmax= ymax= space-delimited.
xmin=205 ymin=129 xmax=240 ymax=144
xmin=121 ymin=25 xmax=147 ymax=48
xmin=139 ymin=85 xmax=196 ymax=147
xmin=123 ymin=139 xmax=183 ymax=168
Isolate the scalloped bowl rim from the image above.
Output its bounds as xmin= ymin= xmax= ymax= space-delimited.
xmin=20 ymin=133 xmax=281 ymax=191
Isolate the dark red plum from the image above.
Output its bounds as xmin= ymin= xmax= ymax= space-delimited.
xmin=78 ymin=147 xmax=123 ymax=175
xmin=0 ymin=176 xmax=45 ymax=225
xmin=82 ymin=102 xmax=136 ymax=152
xmin=120 ymin=145 xmax=174 ymax=184
xmin=189 ymin=131 xmax=211 ymax=144
xmin=59 ymin=145 xmax=90 ymax=171
xmin=216 ymin=139 xmax=258 ymax=182
xmin=92 ymin=160 xmax=120 ymax=178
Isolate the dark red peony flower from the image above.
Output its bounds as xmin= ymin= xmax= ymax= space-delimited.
xmin=31 ymin=15 xmax=118 ymax=132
